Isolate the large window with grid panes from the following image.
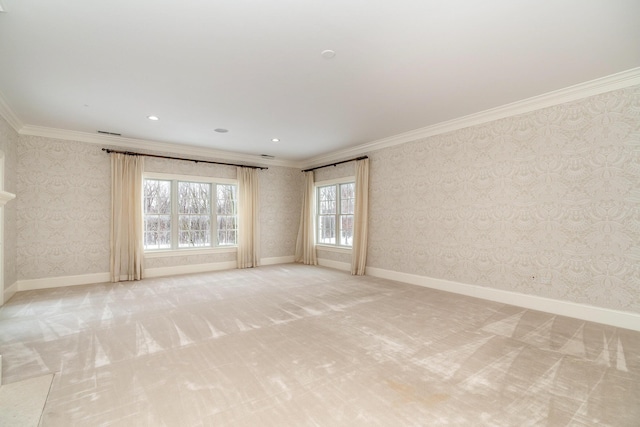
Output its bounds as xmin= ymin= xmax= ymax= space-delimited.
xmin=143 ymin=174 xmax=237 ymax=251
xmin=316 ymin=180 xmax=355 ymax=247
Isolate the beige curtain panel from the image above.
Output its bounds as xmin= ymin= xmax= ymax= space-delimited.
xmin=110 ymin=153 xmax=144 ymax=282
xmin=237 ymin=167 xmax=260 ymax=268
xmin=351 ymin=158 xmax=369 ymax=275
xmin=295 ymin=171 xmax=317 ymax=265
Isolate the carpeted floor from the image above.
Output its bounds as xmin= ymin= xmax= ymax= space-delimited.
xmin=0 ymin=264 xmax=638 ymax=426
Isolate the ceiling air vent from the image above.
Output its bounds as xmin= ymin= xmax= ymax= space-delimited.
xmin=260 ymin=154 xmax=275 ymax=160
xmin=97 ymin=130 xmax=122 ymax=136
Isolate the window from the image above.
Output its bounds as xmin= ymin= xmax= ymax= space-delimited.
xmin=316 ymin=181 xmax=355 ymax=247
xmin=144 ymin=175 xmax=237 ymax=251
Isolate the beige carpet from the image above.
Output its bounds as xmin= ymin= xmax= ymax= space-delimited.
xmin=0 ymin=264 xmax=638 ymax=426
xmin=0 ymin=373 xmax=53 ymax=426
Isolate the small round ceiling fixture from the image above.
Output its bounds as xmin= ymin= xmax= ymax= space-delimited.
xmin=321 ymin=49 xmax=336 ymax=59
xmin=147 ymin=115 xmax=159 ymax=121
xmin=271 ymin=138 xmax=280 ymax=143
xmin=214 ymin=128 xmax=229 ymax=133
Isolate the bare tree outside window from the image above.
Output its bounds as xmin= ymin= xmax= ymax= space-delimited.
xmin=316 ymin=182 xmax=355 ymax=247
xmin=143 ymin=178 xmax=238 ymax=250
xmin=318 ymin=185 xmax=336 ymax=244
xmin=340 ymin=182 xmax=355 ymax=246
xmin=178 ymin=182 xmax=211 ymax=247
xmin=144 ymin=179 xmax=171 ymax=249
xmin=217 ymin=184 xmax=237 ymax=245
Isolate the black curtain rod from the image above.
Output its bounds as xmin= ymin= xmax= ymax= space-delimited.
xmin=301 ymin=155 xmax=368 ymax=173
xmin=102 ymin=148 xmax=268 ymax=170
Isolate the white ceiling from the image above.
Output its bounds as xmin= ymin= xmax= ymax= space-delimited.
xmin=1 ymin=0 xmax=639 ymax=162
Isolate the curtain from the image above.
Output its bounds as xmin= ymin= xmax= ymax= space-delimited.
xmin=110 ymin=153 xmax=144 ymax=282
xmin=295 ymin=171 xmax=317 ymax=265
xmin=237 ymin=167 xmax=260 ymax=268
xmin=351 ymin=158 xmax=369 ymax=275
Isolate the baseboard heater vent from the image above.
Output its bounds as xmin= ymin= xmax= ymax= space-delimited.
xmin=97 ymin=130 xmax=122 ymax=136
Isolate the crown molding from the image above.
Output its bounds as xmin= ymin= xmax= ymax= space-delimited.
xmin=300 ymin=67 xmax=640 ymax=170
xmin=0 ymin=90 xmax=24 ymax=132
xmin=18 ymin=125 xmax=300 ymax=169
xmin=3 ymin=68 xmax=639 ymax=171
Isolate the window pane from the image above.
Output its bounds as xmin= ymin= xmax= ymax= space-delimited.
xmin=217 ymin=215 xmax=237 ymax=245
xmin=216 ymin=184 xmax=237 ymax=245
xmin=179 ymin=182 xmax=210 ymax=214
xmin=179 ymin=215 xmax=211 ymax=247
xmin=144 ymin=214 xmax=171 ymax=249
xmin=340 ymin=214 xmax=354 ymax=246
xmin=144 ymin=180 xmax=171 ymax=214
xmin=317 ymin=215 xmax=336 ymax=244
xmin=177 ymin=181 xmax=211 ymax=248
xmin=318 ymin=186 xmax=336 ymax=214
xmin=217 ymin=185 xmax=237 ymax=215
xmin=340 ymin=183 xmax=355 ymax=214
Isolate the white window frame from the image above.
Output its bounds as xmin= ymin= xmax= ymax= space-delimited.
xmin=315 ymin=176 xmax=355 ymax=251
xmin=143 ymin=172 xmax=238 ymax=257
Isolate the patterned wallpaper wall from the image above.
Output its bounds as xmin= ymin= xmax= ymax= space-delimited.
xmin=367 ymin=86 xmax=640 ymax=313
xmin=259 ymin=166 xmax=303 ymax=259
xmin=17 ymin=137 xmax=111 ymax=280
xmin=0 ymin=116 xmax=18 ymax=288
xmin=16 ymin=138 xmax=302 ymax=279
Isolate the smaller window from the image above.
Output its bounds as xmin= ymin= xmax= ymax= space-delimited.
xmin=316 ymin=181 xmax=355 ymax=247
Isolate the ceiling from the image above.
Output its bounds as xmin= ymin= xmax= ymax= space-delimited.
xmin=1 ymin=1 xmax=639 ymax=163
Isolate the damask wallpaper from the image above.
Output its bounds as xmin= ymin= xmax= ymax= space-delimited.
xmin=17 ymin=137 xmax=111 ymax=280
xmin=0 ymin=115 xmax=18 ymax=289
xmin=16 ymin=138 xmax=302 ymax=280
xmin=367 ymin=86 xmax=640 ymax=313
xmin=259 ymin=166 xmax=303 ymax=259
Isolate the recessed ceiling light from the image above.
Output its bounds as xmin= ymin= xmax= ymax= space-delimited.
xmin=147 ymin=115 xmax=159 ymax=121
xmin=214 ymin=128 xmax=229 ymax=133
xmin=271 ymin=138 xmax=280 ymax=143
xmin=321 ymin=49 xmax=336 ymax=59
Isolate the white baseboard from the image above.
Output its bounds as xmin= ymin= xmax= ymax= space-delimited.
xmin=17 ymin=273 xmax=111 ymax=292
xmin=260 ymin=256 xmax=295 ymax=266
xmin=12 ymin=258 xmax=296 ymax=292
xmin=16 ymin=261 xmax=240 ymax=291
xmin=318 ymin=258 xmax=351 ymax=272
xmin=366 ymin=267 xmax=640 ymax=331
xmin=2 ymin=281 xmax=17 ymax=305
xmin=145 ymin=261 xmax=237 ymax=278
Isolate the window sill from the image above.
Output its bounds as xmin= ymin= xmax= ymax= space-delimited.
xmin=144 ymin=246 xmax=237 ymax=258
xmin=315 ymin=244 xmax=352 ymax=254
